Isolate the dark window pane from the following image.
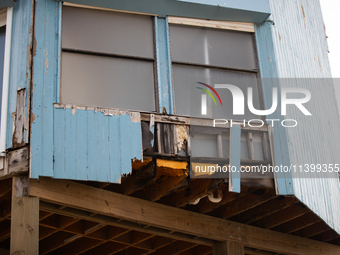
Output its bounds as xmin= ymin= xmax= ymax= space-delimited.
xmin=61 ymin=52 xmax=155 ymax=112
xmin=62 ymin=6 xmax=154 ymax=59
xmin=170 ymin=24 xmax=256 ymax=70
xmin=172 ymin=64 xmax=260 ymax=120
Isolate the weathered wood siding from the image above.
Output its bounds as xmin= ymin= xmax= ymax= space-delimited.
xmin=256 ymin=0 xmax=340 ymax=234
xmin=6 ymin=0 xmax=32 ymax=148
xmin=30 ymin=0 xmax=143 ymax=182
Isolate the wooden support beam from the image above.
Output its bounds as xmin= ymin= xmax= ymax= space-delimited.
xmin=213 ymin=241 xmax=244 ymax=255
xmin=39 ymin=201 xmax=215 ymax=247
xmin=11 ymin=176 xmax=39 ymax=254
xmin=29 ymin=178 xmax=340 ymax=255
xmin=10 ymin=197 xmax=39 ymax=254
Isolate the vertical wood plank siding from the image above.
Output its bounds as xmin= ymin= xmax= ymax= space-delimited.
xmin=256 ymin=0 xmax=340 ymax=234
xmin=6 ymin=0 xmax=32 ymax=148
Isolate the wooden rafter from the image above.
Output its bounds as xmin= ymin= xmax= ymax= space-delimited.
xmin=29 ymin=178 xmax=340 ymax=255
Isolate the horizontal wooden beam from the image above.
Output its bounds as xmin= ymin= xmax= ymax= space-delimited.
xmin=29 ymin=178 xmax=340 ymax=255
xmin=39 ymin=201 xmax=215 ymax=247
xmin=168 ymin=16 xmax=255 ymax=33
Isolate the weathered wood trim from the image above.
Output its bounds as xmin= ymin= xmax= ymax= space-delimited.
xmin=168 ymin=17 xmax=255 ymax=33
xmin=54 ymin=103 xmax=269 ymax=131
xmin=29 ymin=178 xmax=340 ymax=255
xmin=12 ymin=88 xmax=26 ymax=148
xmin=12 ymin=176 xmax=29 ymax=198
xmin=63 ymin=2 xmax=158 ymax=16
xmin=4 ymin=145 xmax=29 ymax=175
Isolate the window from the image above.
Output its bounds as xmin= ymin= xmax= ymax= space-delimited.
xmin=61 ymin=6 xmax=156 ymax=112
xmin=169 ymin=21 xmax=261 ymax=120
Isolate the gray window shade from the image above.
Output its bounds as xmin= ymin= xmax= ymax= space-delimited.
xmin=61 ymin=52 xmax=155 ymax=112
xmin=61 ymin=7 xmax=156 ymax=112
xmin=169 ymin=24 xmax=256 ymax=70
xmin=172 ymin=64 xmax=260 ymax=120
xmin=62 ymin=6 xmax=154 ymax=59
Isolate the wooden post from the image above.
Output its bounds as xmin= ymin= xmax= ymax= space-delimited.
xmin=213 ymin=241 xmax=244 ymax=255
xmin=10 ymin=176 xmax=39 ymax=255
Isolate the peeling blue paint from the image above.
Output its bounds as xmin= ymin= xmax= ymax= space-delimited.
xmin=155 ymin=17 xmax=174 ymax=114
xmin=30 ymin=0 xmax=143 ymax=183
xmin=229 ymin=125 xmax=241 ymax=193
xmin=256 ymin=0 xmax=340 ymax=235
xmin=255 ymin=21 xmax=293 ymax=196
xmin=6 ymin=0 xmax=32 ymax=149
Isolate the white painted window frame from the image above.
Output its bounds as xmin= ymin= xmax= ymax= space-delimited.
xmin=0 ymin=7 xmax=13 ymax=162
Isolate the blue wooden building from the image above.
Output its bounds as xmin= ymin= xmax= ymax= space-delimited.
xmin=0 ymin=0 xmax=339 ymax=254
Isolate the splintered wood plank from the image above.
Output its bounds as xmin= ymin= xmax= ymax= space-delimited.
xmin=133 ymin=176 xmax=188 ymax=202
xmin=5 ymin=146 xmax=29 ymax=174
xmin=12 ymin=88 xmax=26 ymax=148
xmin=168 ymin=17 xmax=255 ymax=33
xmin=120 ymin=160 xmax=156 ymax=195
xmin=10 ymin=197 xmax=39 ymax=255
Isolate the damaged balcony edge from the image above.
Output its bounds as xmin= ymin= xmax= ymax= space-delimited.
xmin=53 ymin=103 xmax=269 ymax=132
